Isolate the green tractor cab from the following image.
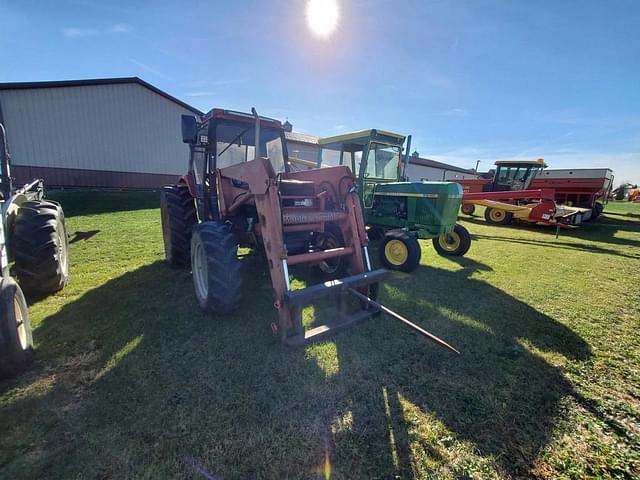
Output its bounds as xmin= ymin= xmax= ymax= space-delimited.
xmin=316 ymin=129 xmax=470 ymax=272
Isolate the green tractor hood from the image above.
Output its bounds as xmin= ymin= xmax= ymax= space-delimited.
xmin=371 ymin=181 xmax=463 ymax=236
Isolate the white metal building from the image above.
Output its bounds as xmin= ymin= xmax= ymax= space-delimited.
xmin=0 ymin=77 xmax=203 ymax=189
xmin=0 ymin=76 xmax=475 ymax=189
xmin=284 ymin=128 xmax=320 ymax=170
xmin=405 ymin=155 xmax=475 ymax=181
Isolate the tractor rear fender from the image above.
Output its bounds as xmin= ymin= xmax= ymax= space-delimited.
xmin=179 ymin=174 xmax=197 ymax=199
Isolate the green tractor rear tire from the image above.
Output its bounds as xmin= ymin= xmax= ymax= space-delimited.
xmin=380 ymin=230 xmax=421 ymax=273
xmin=433 ymin=224 xmax=471 ymax=257
xmin=0 ymin=278 xmax=33 ymax=379
xmin=190 ymin=222 xmax=242 ymax=315
xmin=161 ymin=184 xmax=198 ymax=268
xmin=484 ymin=207 xmax=513 ymax=225
xmin=12 ymin=200 xmax=69 ymax=295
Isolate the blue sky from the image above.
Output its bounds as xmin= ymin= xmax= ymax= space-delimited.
xmin=1 ymin=0 xmax=639 ymax=182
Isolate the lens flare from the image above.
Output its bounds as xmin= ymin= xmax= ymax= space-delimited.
xmin=306 ymin=0 xmax=339 ymax=37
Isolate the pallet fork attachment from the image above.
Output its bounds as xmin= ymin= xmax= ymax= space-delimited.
xmin=348 ymin=287 xmax=460 ymax=354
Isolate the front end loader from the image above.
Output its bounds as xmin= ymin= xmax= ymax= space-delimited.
xmin=161 ymin=109 xmax=458 ymax=350
xmin=0 ymin=123 xmax=70 ymax=379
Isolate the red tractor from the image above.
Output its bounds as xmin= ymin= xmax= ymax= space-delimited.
xmin=160 ymin=108 xmax=457 ymax=351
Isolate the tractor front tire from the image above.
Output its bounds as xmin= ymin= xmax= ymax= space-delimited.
xmin=12 ymin=200 xmax=69 ymax=295
xmin=461 ymin=203 xmax=475 ymax=215
xmin=380 ymin=230 xmax=421 ymax=273
xmin=161 ymin=184 xmax=198 ymax=268
xmin=190 ymin=222 xmax=242 ymax=315
xmin=313 ymin=224 xmax=348 ymax=280
xmin=484 ymin=207 xmax=513 ymax=225
xmin=0 ymin=278 xmax=33 ymax=379
xmin=433 ymin=224 xmax=472 ymax=257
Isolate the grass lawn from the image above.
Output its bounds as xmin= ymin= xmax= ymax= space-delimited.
xmin=1 ymin=192 xmax=639 ymax=479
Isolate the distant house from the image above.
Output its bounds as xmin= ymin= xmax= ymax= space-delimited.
xmin=405 ymin=154 xmax=475 ymax=181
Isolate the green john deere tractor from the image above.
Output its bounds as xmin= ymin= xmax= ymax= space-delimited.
xmin=315 ymin=129 xmax=470 ymax=272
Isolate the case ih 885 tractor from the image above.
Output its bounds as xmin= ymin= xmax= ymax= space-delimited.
xmin=0 ymin=123 xmax=69 ymax=378
xmin=315 ymin=130 xmax=471 ymax=273
xmin=160 ymin=109 xmax=458 ymax=351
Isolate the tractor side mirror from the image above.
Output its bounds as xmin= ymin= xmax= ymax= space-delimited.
xmin=181 ymin=115 xmax=198 ymax=144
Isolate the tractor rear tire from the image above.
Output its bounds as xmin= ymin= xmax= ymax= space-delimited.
xmin=12 ymin=200 xmax=69 ymax=295
xmin=161 ymin=184 xmax=197 ymax=268
xmin=593 ymin=202 xmax=604 ymax=219
xmin=461 ymin=203 xmax=475 ymax=215
xmin=380 ymin=230 xmax=421 ymax=273
xmin=190 ymin=222 xmax=242 ymax=315
xmin=432 ymin=224 xmax=471 ymax=257
xmin=0 ymin=278 xmax=33 ymax=379
xmin=484 ymin=207 xmax=513 ymax=225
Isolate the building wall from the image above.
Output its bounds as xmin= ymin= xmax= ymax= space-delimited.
xmin=405 ymin=162 xmax=474 ymax=182
xmin=0 ymin=83 xmax=195 ymax=188
xmin=287 ymin=141 xmax=319 ymax=163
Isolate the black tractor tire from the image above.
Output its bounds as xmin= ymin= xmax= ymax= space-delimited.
xmin=432 ymin=224 xmax=472 ymax=257
xmin=190 ymin=222 xmax=242 ymax=315
xmin=461 ymin=203 xmax=475 ymax=215
xmin=593 ymin=202 xmax=604 ymax=218
xmin=484 ymin=207 xmax=513 ymax=225
xmin=12 ymin=200 xmax=69 ymax=295
xmin=0 ymin=278 xmax=33 ymax=379
xmin=161 ymin=184 xmax=198 ymax=268
xmin=313 ymin=224 xmax=348 ymax=280
xmin=380 ymin=230 xmax=422 ymax=273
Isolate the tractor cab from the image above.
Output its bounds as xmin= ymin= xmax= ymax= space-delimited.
xmin=181 ymin=108 xmax=290 ymax=221
xmin=484 ymin=159 xmax=547 ymax=192
xmin=317 ymin=129 xmax=405 ymax=209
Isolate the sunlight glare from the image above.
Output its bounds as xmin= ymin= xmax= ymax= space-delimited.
xmin=306 ymin=0 xmax=339 ymax=37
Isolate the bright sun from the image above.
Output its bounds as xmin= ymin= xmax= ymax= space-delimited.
xmin=306 ymin=0 xmax=339 ymax=37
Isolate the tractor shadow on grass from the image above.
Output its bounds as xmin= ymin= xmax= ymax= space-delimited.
xmin=470 ymin=233 xmax=640 ymax=260
xmin=1 ymin=258 xmax=593 ymax=479
xmin=462 ymin=213 xmax=640 ymax=251
xmin=324 ymin=259 xmax=591 ymax=478
xmin=48 ymin=190 xmax=160 ymax=217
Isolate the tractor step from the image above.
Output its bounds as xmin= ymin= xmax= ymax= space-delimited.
xmin=285 ymin=309 xmax=377 ymax=347
xmin=284 ymin=269 xmax=389 ymax=306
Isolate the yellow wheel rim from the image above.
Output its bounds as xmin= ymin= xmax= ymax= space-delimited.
xmin=489 ymin=209 xmax=505 ymax=222
xmin=384 ymin=239 xmax=408 ymax=266
xmin=438 ymin=232 xmax=461 ymax=252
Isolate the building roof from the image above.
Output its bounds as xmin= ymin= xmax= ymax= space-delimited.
xmin=318 ymin=129 xmax=405 ymax=146
xmin=285 ymin=131 xmax=319 ymax=145
xmin=0 ymin=77 xmax=204 ymax=116
xmin=410 ymin=156 xmax=474 ymax=174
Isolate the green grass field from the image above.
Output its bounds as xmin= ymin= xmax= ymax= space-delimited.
xmin=1 ymin=193 xmax=639 ymax=479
